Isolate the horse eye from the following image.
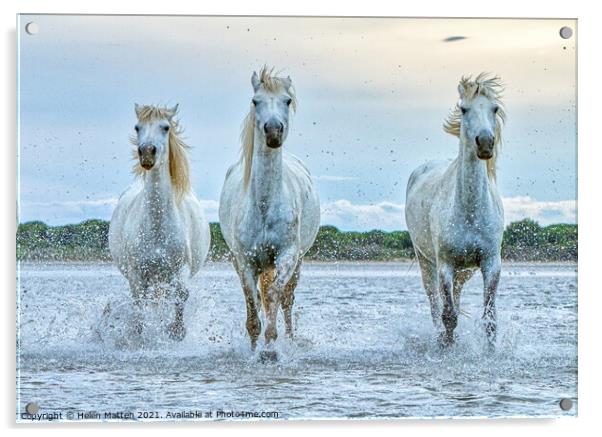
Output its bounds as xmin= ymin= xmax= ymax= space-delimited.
xmin=252 ymin=98 xmax=258 ymax=106
xmin=162 ymin=125 xmax=170 ymax=133
xmin=285 ymin=98 xmax=292 ymax=106
xmin=134 ymin=125 xmax=140 ymax=133
xmin=493 ymin=105 xmax=499 ymax=114
xmin=460 ymin=107 xmax=468 ymax=115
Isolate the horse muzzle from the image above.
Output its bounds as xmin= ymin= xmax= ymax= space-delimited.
xmin=138 ymin=144 xmax=157 ymax=169
xmin=476 ymin=133 xmax=494 ymax=160
xmin=265 ymin=134 xmax=283 ymax=149
xmin=477 ymin=149 xmax=494 ymax=160
xmin=264 ymin=121 xmax=284 ymax=149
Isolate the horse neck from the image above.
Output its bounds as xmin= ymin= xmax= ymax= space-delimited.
xmin=142 ymin=158 xmax=176 ymax=229
xmin=454 ymin=136 xmax=493 ymax=216
xmin=248 ymin=130 xmax=283 ymax=210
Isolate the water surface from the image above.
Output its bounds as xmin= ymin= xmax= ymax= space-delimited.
xmin=17 ymin=261 xmax=577 ymax=421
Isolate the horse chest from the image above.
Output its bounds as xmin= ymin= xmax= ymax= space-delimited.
xmin=447 ymin=237 xmax=485 ymax=265
xmin=442 ymin=220 xmax=500 ymax=266
xmin=238 ymin=205 xmax=296 ymax=263
xmin=130 ymin=226 xmax=187 ymax=276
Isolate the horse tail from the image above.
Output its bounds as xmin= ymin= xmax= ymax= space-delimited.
xmin=258 ymin=268 xmax=276 ymax=313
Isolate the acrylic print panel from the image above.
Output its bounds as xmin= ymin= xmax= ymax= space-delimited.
xmin=16 ymin=15 xmax=577 ymax=422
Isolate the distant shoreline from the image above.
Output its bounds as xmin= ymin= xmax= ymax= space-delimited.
xmin=17 ymin=218 xmax=577 ymax=263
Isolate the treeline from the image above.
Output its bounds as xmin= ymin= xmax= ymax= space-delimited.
xmin=16 ymin=218 xmax=577 ymax=262
xmin=501 ymin=219 xmax=577 ymax=261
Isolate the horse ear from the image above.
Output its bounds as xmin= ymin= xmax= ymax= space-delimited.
xmin=251 ymin=71 xmax=261 ymax=92
xmin=457 ymin=82 xmax=466 ymax=98
xmin=169 ymin=103 xmax=179 ymax=118
xmin=282 ymin=75 xmax=292 ymax=90
xmin=134 ymin=103 xmax=142 ymax=117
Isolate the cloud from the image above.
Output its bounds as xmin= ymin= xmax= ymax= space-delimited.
xmin=320 ymin=196 xmax=576 ymax=231
xmin=321 ymin=199 xmax=406 ymax=231
xmin=502 ymin=196 xmax=576 ymax=225
xmin=19 ymin=197 xmax=118 ymax=226
xmin=19 ymin=197 xmax=221 ymax=227
xmin=19 ymin=195 xmax=576 ymax=231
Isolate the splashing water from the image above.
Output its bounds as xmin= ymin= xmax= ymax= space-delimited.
xmin=16 ymin=261 xmax=577 ymax=420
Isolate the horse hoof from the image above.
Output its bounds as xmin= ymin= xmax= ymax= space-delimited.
xmin=259 ymin=350 xmax=278 ymax=363
xmin=437 ymin=332 xmax=456 ymax=348
xmin=167 ymin=322 xmax=186 ymax=341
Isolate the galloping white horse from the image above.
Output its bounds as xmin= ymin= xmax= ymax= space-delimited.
xmin=109 ymin=104 xmax=210 ymax=341
xmin=219 ymin=67 xmax=320 ymax=359
xmin=405 ymin=73 xmax=506 ymax=346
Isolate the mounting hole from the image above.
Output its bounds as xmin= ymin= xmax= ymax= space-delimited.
xmin=25 ymin=22 xmax=39 ymax=35
xmin=559 ymin=26 xmax=573 ymax=39
xmin=559 ymin=398 xmax=573 ymax=411
xmin=25 ymin=402 xmax=39 ymax=415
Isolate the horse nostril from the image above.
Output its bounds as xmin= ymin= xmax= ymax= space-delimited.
xmin=264 ymin=122 xmax=284 ymax=135
xmin=138 ymin=145 xmax=157 ymax=155
xmin=476 ymin=135 xmax=494 ymax=148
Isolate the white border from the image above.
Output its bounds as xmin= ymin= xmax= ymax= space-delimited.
xmin=2 ymin=0 xmax=600 ymax=436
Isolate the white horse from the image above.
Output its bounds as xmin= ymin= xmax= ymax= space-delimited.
xmin=219 ymin=67 xmax=320 ymax=359
xmin=405 ymin=73 xmax=506 ymax=346
xmin=109 ymin=104 xmax=210 ymax=341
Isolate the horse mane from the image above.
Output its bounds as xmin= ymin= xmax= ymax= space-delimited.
xmin=131 ymin=104 xmax=191 ymax=201
xmin=443 ymin=73 xmax=506 ymax=181
xmin=240 ymin=66 xmax=297 ymax=189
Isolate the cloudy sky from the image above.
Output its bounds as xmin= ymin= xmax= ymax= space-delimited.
xmin=18 ymin=15 xmax=576 ymax=231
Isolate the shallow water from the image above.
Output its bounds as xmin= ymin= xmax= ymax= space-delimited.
xmin=16 ymin=261 xmax=577 ymax=421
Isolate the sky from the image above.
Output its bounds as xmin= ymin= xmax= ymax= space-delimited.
xmin=17 ymin=15 xmax=577 ymax=231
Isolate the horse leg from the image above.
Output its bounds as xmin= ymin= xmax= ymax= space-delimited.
xmin=481 ymin=256 xmax=501 ymax=346
xmin=234 ymin=259 xmax=261 ymax=350
xmin=261 ymin=250 xmax=299 ymax=360
xmin=453 ymin=269 xmax=474 ymax=311
xmin=282 ymin=261 xmax=301 ymax=338
xmin=258 ymin=268 xmax=275 ymax=319
xmin=415 ymin=251 xmax=440 ymax=328
xmin=438 ymin=262 xmax=457 ymax=345
xmin=167 ymin=281 xmax=189 ymax=342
